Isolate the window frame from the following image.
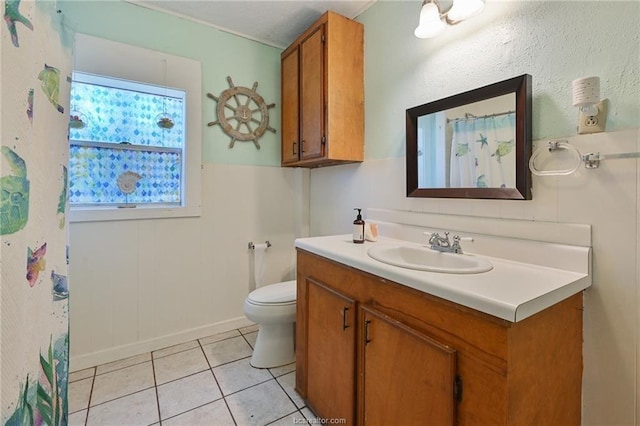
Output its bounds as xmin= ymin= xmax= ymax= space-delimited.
xmin=69 ymin=33 xmax=202 ymax=222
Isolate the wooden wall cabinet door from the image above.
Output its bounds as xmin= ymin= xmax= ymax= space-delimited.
xmin=281 ymin=47 xmax=299 ymax=165
xmin=304 ymin=278 xmax=356 ymax=424
xmin=280 ymin=11 xmax=363 ymax=168
xmin=299 ymin=26 xmax=325 ymax=161
xmin=359 ymin=306 xmax=457 ymax=426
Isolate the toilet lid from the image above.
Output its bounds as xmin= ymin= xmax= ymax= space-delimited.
xmin=248 ymin=280 xmax=296 ymax=304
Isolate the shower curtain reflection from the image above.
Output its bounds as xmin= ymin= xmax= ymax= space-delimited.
xmin=449 ymin=112 xmax=516 ymax=189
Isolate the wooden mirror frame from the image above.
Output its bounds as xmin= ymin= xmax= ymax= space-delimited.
xmin=406 ymin=74 xmax=532 ymax=200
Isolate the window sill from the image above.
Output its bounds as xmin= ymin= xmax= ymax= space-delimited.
xmin=69 ymin=204 xmax=201 ymax=223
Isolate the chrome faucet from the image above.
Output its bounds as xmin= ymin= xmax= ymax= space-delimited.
xmin=427 ymin=231 xmax=465 ymax=254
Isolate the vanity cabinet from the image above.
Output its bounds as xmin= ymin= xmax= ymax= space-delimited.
xmin=359 ymin=305 xmax=457 ymax=425
xmin=305 ymin=280 xmax=356 ymax=423
xmin=280 ymin=11 xmax=364 ymax=167
xmin=295 ymin=249 xmax=583 ymax=425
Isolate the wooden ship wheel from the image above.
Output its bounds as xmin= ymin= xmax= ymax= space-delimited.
xmin=207 ymin=76 xmax=276 ymax=149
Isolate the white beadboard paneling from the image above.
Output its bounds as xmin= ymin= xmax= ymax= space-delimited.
xmin=526 ymin=139 xmax=560 ymax=222
xmin=137 ymin=220 xmax=160 ymax=342
xmin=89 ymin=221 xmax=138 ymax=351
xmin=568 ymin=129 xmax=638 ymax=425
xmin=69 ymin=163 xmax=306 ymax=368
xmin=466 ymin=198 xmax=501 ymax=218
xmin=310 ymin=162 xmax=371 ymax=237
xmin=498 ymin=198 xmax=532 ymax=220
xmin=69 ymin=223 xmax=96 ymax=358
xmin=438 ymin=199 xmax=473 ymax=217
xmin=367 ymin=157 xmax=408 ymax=212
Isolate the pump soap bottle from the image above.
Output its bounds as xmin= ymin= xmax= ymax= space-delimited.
xmin=353 ymin=208 xmax=365 ymax=244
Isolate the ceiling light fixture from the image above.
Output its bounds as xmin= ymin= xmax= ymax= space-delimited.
xmin=414 ymin=0 xmax=485 ymax=39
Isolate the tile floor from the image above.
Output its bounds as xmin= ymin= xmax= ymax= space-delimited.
xmin=68 ymin=325 xmax=316 ymax=426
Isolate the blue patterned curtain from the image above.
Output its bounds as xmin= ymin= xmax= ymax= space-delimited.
xmin=449 ymin=113 xmax=516 ymax=188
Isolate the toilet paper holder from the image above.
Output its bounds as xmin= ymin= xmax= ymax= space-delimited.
xmin=248 ymin=241 xmax=271 ymax=250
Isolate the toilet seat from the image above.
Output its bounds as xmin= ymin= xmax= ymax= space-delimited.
xmin=247 ymin=280 xmax=296 ymax=305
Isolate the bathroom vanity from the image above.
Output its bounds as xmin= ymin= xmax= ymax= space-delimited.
xmin=294 ymin=215 xmax=591 ymax=425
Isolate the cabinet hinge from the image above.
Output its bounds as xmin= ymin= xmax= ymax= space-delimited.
xmin=454 ymin=375 xmax=463 ymax=403
xmin=321 ymin=136 xmax=326 ymax=145
xmin=321 ymin=34 xmax=326 ymax=43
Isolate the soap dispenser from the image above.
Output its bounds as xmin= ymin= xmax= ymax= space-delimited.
xmin=353 ymin=208 xmax=365 ymax=244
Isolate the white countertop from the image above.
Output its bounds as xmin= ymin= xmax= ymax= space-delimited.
xmin=295 ymin=234 xmax=591 ymax=322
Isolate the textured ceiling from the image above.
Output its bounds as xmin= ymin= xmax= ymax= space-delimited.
xmin=130 ymin=0 xmax=376 ymax=49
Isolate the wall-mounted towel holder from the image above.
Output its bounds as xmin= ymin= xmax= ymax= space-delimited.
xmin=248 ymin=241 xmax=271 ymax=250
xmin=581 ymin=151 xmax=640 ymax=169
xmin=530 ymin=140 xmax=640 ymax=175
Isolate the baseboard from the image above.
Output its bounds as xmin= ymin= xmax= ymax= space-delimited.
xmin=69 ymin=316 xmax=254 ymax=372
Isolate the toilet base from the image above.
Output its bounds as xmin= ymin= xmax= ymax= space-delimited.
xmin=250 ymin=322 xmax=295 ymax=369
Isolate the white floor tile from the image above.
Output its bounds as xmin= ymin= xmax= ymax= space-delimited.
xmin=268 ymin=362 xmax=296 ymax=378
xmin=276 ymin=372 xmax=304 ymax=409
xmin=300 ymin=407 xmax=317 ymax=423
xmin=268 ymin=411 xmax=309 ymax=425
xmin=225 ymin=380 xmax=297 ymax=426
xmin=239 ymin=324 xmax=259 ymax=334
xmin=202 ymin=336 xmax=253 ymax=367
xmin=153 ymin=348 xmax=209 ymax=385
xmin=69 ymin=367 xmax=95 ymax=383
xmin=244 ymin=331 xmax=258 ymax=349
xmin=157 ymin=370 xmax=222 ymax=420
xmin=213 ymin=357 xmax=272 ymax=396
xmin=152 ymin=340 xmax=199 ymax=359
xmin=95 ymin=353 xmax=151 ymax=375
xmin=162 ymin=399 xmax=235 ymax=426
xmin=73 ymin=327 xmax=301 ymax=425
xmin=69 ymin=377 xmax=93 ymax=413
xmin=90 ymin=361 xmax=155 ymax=406
xmin=199 ymin=329 xmax=241 ymax=346
xmin=86 ymin=388 xmax=158 ymax=426
xmin=68 ymin=409 xmax=87 ymax=426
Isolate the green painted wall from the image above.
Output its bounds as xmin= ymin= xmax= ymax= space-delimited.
xmin=358 ymin=1 xmax=640 ymax=160
xmin=59 ymin=0 xmax=282 ymax=166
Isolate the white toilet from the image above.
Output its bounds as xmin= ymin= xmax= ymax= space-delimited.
xmin=243 ymin=280 xmax=297 ymax=368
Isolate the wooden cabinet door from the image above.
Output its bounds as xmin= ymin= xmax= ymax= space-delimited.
xmin=307 ymin=279 xmax=356 ymax=424
xmin=299 ymin=25 xmax=325 ymax=161
xmin=281 ymin=47 xmax=299 ymax=165
xmin=359 ymin=305 xmax=457 ymax=426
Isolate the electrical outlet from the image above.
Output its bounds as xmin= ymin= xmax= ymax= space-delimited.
xmin=578 ymin=99 xmax=607 ymax=134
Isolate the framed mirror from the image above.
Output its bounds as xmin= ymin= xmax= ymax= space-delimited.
xmin=406 ymin=74 xmax=532 ymax=199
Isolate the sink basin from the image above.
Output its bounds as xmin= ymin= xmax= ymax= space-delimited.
xmin=367 ymin=245 xmax=493 ymax=274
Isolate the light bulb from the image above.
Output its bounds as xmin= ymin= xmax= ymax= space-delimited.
xmin=447 ymin=0 xmax=485 ymax=23
xmin=414 ymin=1 xmax=446 ymax=38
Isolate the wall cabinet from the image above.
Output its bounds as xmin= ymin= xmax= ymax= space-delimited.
xmin=296 ymin=250 xmax=583 ymax=425
xmin=281 ymin=11 xmax=364 ymax=167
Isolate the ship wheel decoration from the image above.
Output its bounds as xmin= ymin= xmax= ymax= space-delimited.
xmin=207 ymin=76 xmax=276 ymax=149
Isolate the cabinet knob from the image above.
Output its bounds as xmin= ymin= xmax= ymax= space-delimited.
xmin=301 ymin=140 xmax=306 ymax=153
xmin=292 ymin=142 xmax=297 ymax=156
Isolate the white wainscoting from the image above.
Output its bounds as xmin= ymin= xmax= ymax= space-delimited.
xmin=69 ymin=163 xmax=309 ymax=371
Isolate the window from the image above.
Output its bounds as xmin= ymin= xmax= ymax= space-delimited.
xmin=70 ymin=33 xmax=202 ymax=222
xmin=69 ymin=72 xmax=186 ymax=206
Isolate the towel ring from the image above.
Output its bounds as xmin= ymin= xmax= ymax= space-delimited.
xmin=529 ymin=140 xmax=582 ymax=176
